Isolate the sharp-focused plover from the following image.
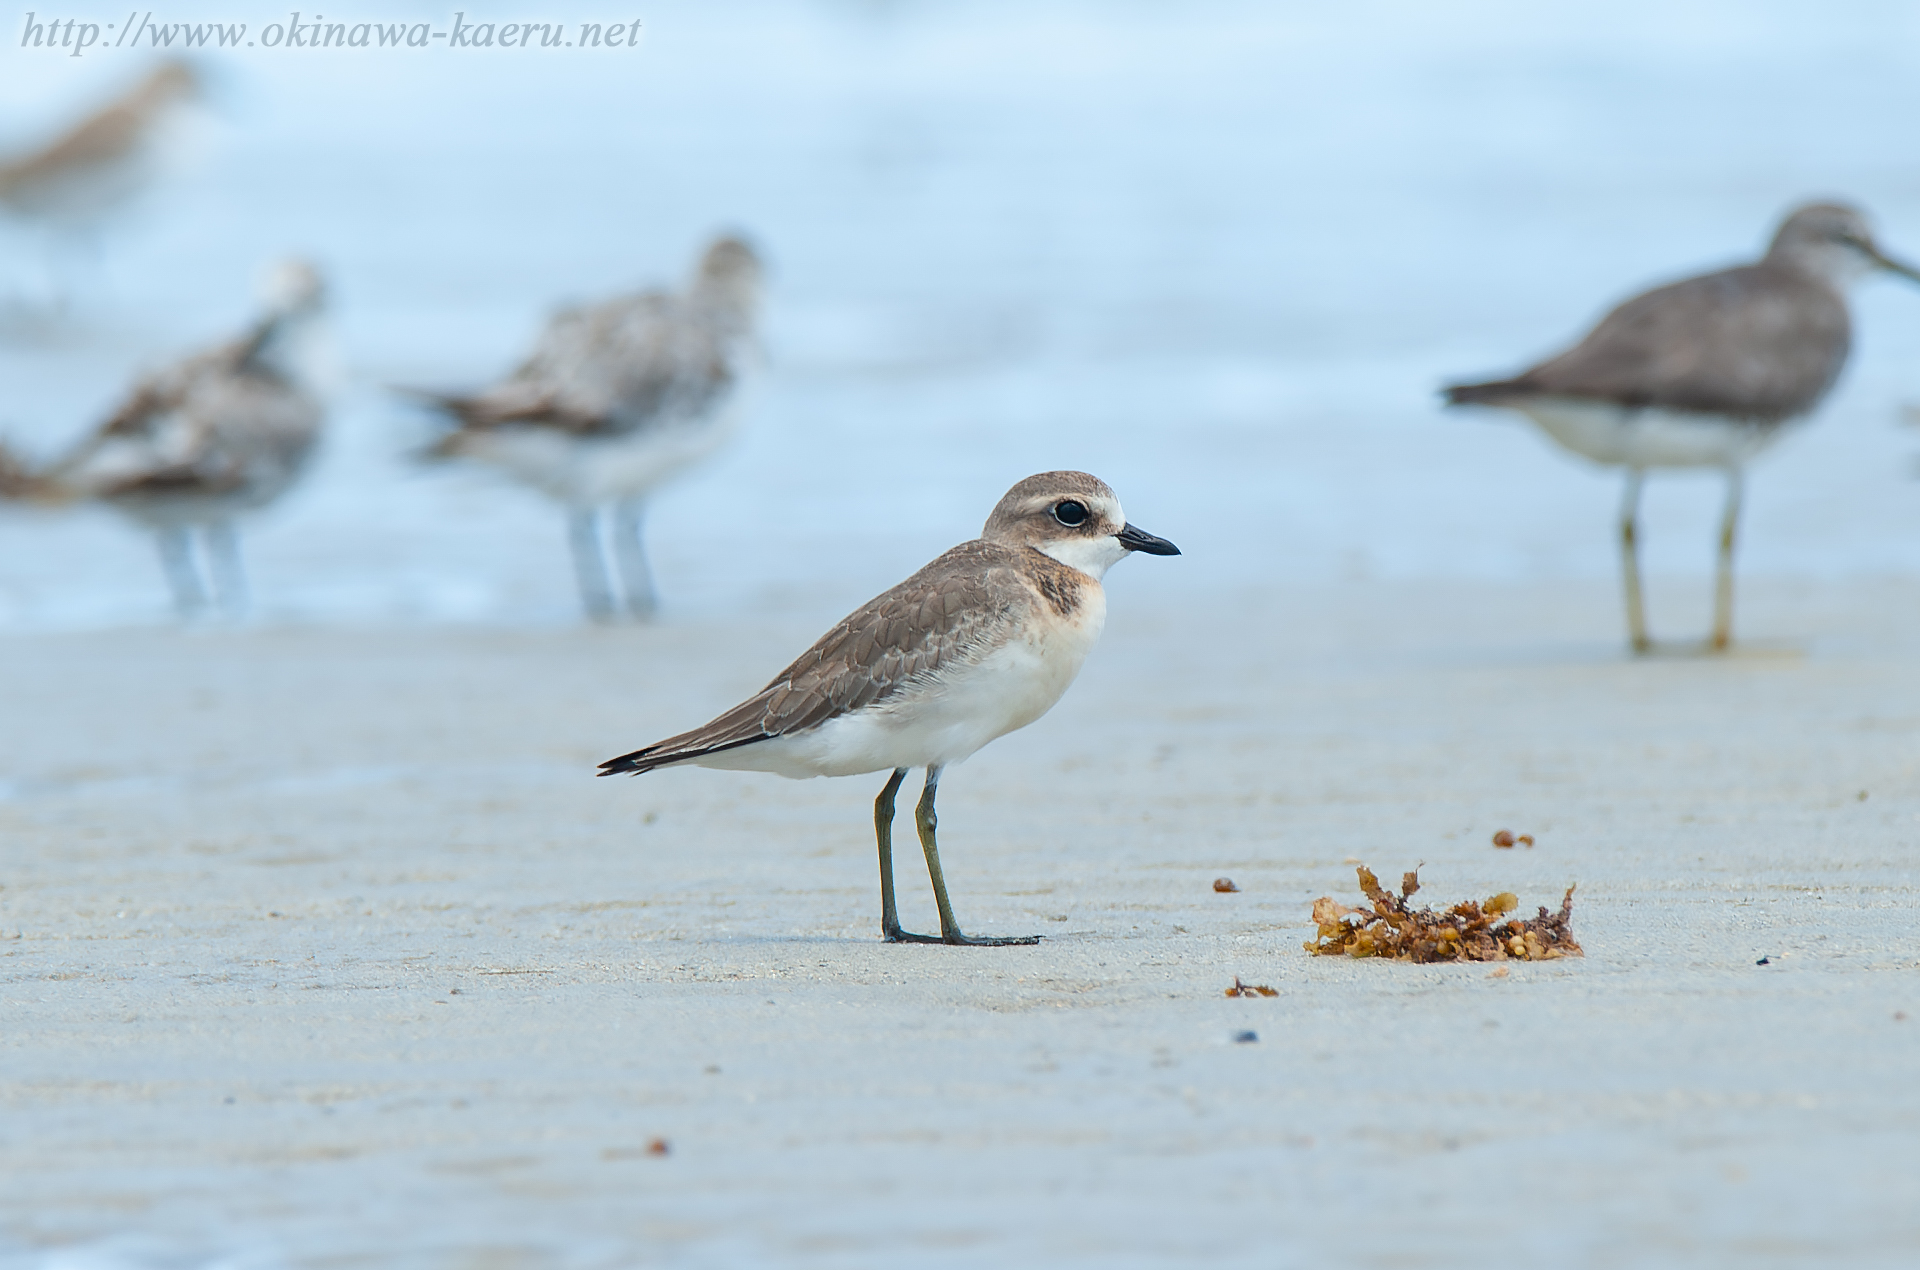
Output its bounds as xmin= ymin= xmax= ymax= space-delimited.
xmin=598 ymin=471 xmax=1180 ymax=945
xmin=0 ymin=260 xmax=329 ymax=616
xmin=1445 ymin=202 xmax=1920 ymax=652
xmin=413 ymin=235 xmax=763 ymax=621
xmin=0 ymin=61 xmax=201 ymax=301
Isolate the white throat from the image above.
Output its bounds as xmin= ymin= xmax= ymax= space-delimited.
xmin=1038 ymin=533 xmax=1128 ymax=580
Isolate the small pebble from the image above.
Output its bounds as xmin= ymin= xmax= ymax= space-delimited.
xmin=1232 ymin=1030 xmax=1258 ymax=1044
xmin=1212 ymin=877 xmax=1238 ymax=893
xmin=1492 ymin=830 xmax=1515 ymax=848
xmin=1756 ymin=956 xmax=1771 ymax=966
xmin=646 ymin=1138 xmax=670 ymax=1156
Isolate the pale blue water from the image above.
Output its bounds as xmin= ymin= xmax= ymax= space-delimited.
xmin=3 ymin=0 xmax=1920 ymax=627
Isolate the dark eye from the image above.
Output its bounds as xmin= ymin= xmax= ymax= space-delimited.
xmin=1052 ymin=500 xmax=1089 ymax=527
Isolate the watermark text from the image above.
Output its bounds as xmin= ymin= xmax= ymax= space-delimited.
xmin=20 ymin=12 xmax=644 ymax=55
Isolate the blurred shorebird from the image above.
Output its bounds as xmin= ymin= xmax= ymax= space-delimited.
xmin=0 ymin=61 xmax=202 ymax=304
xmin=412 ymin=235 xmax=763 ymax=621
xmin=598 ymin=472 xmax=1180 ymax=945
xmin=0 ymin=261 xmax=329 ymax=617
xmin=1446 ymin=202 xmax=1920 ymax=653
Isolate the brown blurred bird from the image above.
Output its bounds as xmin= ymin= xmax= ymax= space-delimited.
xmin=0 ymin=61 xmax=199 ymax=226
xmin=0 ymin=61 xmax=201 ymax=305
xmin=1446 ymin=202 xmax=1920 ymax=653
xmin=410 ymin=235 xmax=763 ymax=621
xmin=0 ymin=261 xmax=329 ymax=616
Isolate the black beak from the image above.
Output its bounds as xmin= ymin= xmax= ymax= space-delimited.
xmin=1867 ymin=244 xmax=1920 ymax=284
xmin=1117 ymin=523 xmax=1180 ymax=556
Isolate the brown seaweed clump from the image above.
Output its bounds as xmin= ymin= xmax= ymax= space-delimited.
xmin=1305 ymin=867 xmax=1581 ymax=963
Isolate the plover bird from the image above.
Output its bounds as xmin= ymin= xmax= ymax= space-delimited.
xmin=1445 ymin=202 xmax=1920 ymax=653
xmin=0 ymin=260 xmax=329 ymax=616
xmin=413 ymin=235 xmax=763 ymax=621
xmin=598 ymin=471 xmax=1180 ymax=945
xmin=0 ymin=61 xmax=201 ymax=301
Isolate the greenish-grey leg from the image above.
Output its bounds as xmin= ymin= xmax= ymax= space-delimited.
xmin=875 ymin=767 xmax=938 ymax=943
xmin=1710 ymin=467 xmax=1744 ymax=652
xmin=913 ymin=766 xmax=1040 ymax=947
xmin=1619 ymin=468 xmax=1651 ymax=655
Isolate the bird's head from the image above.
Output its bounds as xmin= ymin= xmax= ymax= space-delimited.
xmin=982 ymin=471 xmax=1179 ymax=580
xmin=1768 ymin=202 xmax=1920 ymax=288
xmin=257 ymin=257 xmax=327 ymax=316
xmin=692 ymin=233 xmax=764 ymax=318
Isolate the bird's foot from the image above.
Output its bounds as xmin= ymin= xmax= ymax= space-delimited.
xmin=883 ymin=925 xmax=1041 ymax=946
xmin=940 ymin=932 xmax=1041 ymax=947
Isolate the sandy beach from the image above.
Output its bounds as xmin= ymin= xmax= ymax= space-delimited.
xmin=4 ymin=575 xmax=1918 ymax=1267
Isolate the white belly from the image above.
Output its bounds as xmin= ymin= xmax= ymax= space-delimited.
xmin=695 ymin=586 xmax=1109 ymax=779
xmin=1517 ymin=398 xmax=1792 ymax=469
xmin=456 ymin=405 xmax=740 ymax=507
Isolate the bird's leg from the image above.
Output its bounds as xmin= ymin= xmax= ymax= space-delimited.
xmin=154 ymin=525 xmax=207 ymax=618
xmin=874 ymin=767 xmax=938 ymax=943
xmin=913 ymin=766 xmax=1040 ymax=947
xmin=1619 ymin=468 xmax=1651 ymax=655
xmin=1710 ymin=467 xmax=1744 ymax=653
xmin=566 ymin=506 xmax=616 ymax=622
xmin=204 ymin=519 xmax=248 ymax=619
xmin=611 ymin=497 xmax=658 ymax=620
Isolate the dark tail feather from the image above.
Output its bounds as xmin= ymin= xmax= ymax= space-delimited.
xmin=0 ymin=439 xmax=56 ymax=501
xmin=1442 ymin=378 xmax=1533 ymax=407
xmin=391 ymin=387 xmax=481 ymax=460
xmin=393 ymin=385 xmax=477 ymax=420
xmin=598 ymin=734 xmax=767 ymax=777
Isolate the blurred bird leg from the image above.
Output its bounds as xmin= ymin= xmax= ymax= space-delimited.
xmin=154 ymin=525 xmax=207 ymax=616
xmin=205 ymin=517 xmax=248 ymax=617
xmin=612 ymin=496 xmax=656 ymax=619
xmin=1619 ymin=468 xmax=1649 ymax=654
xmin=1711 ymin=469 xmax=1743 ymax=652
xmin=567 ymin=507 xmax=616 ymax=621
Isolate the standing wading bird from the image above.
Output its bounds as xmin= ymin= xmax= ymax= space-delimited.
xmin=411 ymin=235 xmax=763 ymax=621
xmin=1444 ymin=202 xmax=1920 ymax=653
xmin=0 ymin=261 xmax=329 ymax=616
xmin=0 ymin=60 xmax=202 ymax=305
xmin=598 ymin=472 xmax=1180 ymax=945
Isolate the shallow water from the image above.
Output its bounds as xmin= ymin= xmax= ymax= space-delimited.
xmin=3 ymin=0 xmax=1920 ymax=628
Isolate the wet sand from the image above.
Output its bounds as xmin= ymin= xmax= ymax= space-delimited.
xmin=3 ymin=577 xmax=1919 ymax=1267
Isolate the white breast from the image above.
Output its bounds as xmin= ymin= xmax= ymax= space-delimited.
xmin=1518 ymin=398 xmax=1792 ymax=469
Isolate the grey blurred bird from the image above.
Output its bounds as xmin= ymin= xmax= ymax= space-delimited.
xmin=411 ymin=235 xmax=763 ymax=621
xmin=0 ymin=261 xmax=329 ymax=616
xmin=1446 ymin=202 xmax=1920 ymax=652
